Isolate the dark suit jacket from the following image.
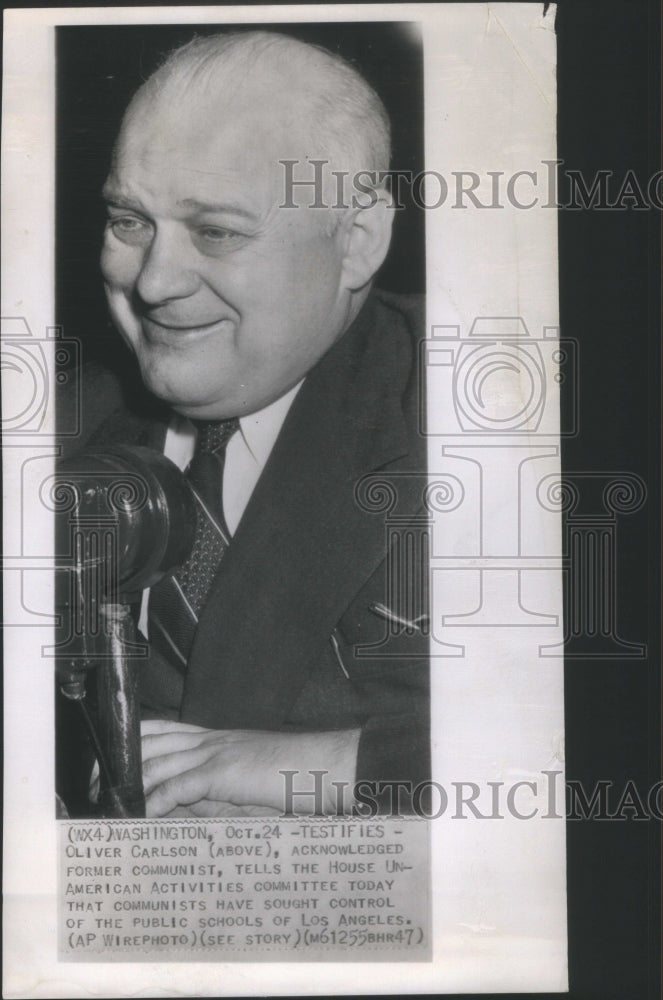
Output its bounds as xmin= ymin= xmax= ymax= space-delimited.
xmin=59 ymin=289 xmax=430 ymax=813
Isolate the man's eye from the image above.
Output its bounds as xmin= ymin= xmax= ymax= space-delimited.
xmin=191 ymin=225 xmax=244 ymax=256
xmin=198 ymin=226 xmax=237 ymax=242
xmin=107 ymin=217 xmax=152 ymax=247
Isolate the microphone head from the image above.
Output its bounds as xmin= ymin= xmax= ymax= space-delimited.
xmin=54 ymin=445 xmax=196 ymax=599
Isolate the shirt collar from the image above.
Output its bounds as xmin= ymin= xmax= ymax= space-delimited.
xmin=237 ymin=379 xmax=303 ymax=466
xmin=165 ymin=380 xmax=304 ymax=473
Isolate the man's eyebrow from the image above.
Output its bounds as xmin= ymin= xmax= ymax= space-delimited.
xmin=102 ymin=189 xmax=144 ymax=210
xmin=101 ymin=191 xmax=259 ymax=222
xmin=177 ymin=198 xmax=258 ymax=220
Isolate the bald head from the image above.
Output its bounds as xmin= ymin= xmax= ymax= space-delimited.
xmin=123 ymin=31 xmax=391 ymax=185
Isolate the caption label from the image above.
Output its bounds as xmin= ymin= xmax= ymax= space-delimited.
xmin=60 ymin=817 xmax=430 ymax=962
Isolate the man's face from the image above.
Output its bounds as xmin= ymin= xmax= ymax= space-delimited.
xmin=101 ymin=88 xmax=351 ymax=418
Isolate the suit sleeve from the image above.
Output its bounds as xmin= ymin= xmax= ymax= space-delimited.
xmin=355 ymin=697 xmax=431 ymax=816
xmin=333 ymin=528 xmax=431 ymax=815
xmin=335 ymin=596 xmax=430 ymax=816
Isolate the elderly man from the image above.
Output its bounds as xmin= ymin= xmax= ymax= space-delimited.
xmin=61 ymin=30 xmax=429 ymax=817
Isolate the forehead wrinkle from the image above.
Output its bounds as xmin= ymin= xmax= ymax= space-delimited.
xmin=111 ymin=86 xmax=321 ymax=229
xmin=177 ymin=196 xmax=259 ymax=221
xmin=119 ymin=103 xmax=297 ymax=174
xmin=134 ymin=68 xmax=316 ymax=149
xmin=175 ymin=167 xmax=244 ymax=177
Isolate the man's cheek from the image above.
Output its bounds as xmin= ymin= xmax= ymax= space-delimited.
xmin=99 ymin=238 xmax=122 ymax=284
xmin=100 ymin=239 xmax=142 ymax=290
xmin=103 ymin=285 xmax=142 ymax=351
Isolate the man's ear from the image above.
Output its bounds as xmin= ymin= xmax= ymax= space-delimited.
xmin=338 ymin=188 xmax=395 ymax=291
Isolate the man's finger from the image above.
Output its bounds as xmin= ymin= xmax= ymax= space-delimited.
xmin=140 ymin=729 xmax=214 ymax=764
xmin=142 ymin=744 xmax=219 ymax=797
xmin=181 ymin=801 xmax=282 ymax=817
xmin=141 ymin=719 xmax=211 ymax=737
xmin=145 ymin=765 xmax=216 ymax=818
xmin=163 ymin=805 xmax=201 ymax=818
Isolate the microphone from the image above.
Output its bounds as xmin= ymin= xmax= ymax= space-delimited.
xmin=54 ymin=445 xmax=196 ymax=688
xmin=55 ymin=444 xmax=196 ymax=598
xmin=54 ymin=445 xmax=195 ymax=817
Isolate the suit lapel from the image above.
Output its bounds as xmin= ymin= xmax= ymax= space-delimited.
xmin=181 ymin=293 xmax=425 ymax=729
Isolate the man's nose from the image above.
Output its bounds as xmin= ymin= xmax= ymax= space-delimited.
xmin=135 ymin=229 xmax=199 ymax=305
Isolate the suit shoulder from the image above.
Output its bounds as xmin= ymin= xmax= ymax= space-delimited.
xmin=373 ymin=288 xmax=425 ymax=343
xmin=57 ymin=361 xmax=165 ymax=458
xmin=57 ymin=363 xmax=121 ymax=457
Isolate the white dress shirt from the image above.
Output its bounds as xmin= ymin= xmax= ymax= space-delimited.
xmin=138 ymin=381 xmax=303 ymax=636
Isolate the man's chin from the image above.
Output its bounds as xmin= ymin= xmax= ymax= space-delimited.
xmin=137 ymin=357 xmax=283 ymax=420
xmin=138 ymin=366 xmax=201 ymax=413
xmin=138 ymin=369 xmax=237 ymax=420
xmin=170 ymin=400 xmax=237 ymax=420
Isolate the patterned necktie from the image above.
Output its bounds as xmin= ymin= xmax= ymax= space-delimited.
xmin=148 ymin=418 xmax=239 ymax=671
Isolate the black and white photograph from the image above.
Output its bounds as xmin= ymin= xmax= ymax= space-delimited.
xmin=53 ymin=20 xmax=429 ymax=827
xmin=2 ymin=2 xmax=660 ymax=997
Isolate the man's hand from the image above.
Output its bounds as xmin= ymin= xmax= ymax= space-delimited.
xmin=140 ymin=719 xmax=360 ymax=818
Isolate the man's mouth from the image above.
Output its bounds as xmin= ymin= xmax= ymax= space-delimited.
xmin=141 ymin=316 xmax=233 ymax=341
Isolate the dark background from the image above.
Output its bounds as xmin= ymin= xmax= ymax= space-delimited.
xmin=555 ymin=3 xmax=661 ymax=1000
xmin=53 ymin=4 xmax=662 ymax=998
xmin=56 ymin=21 xmax=425 ymax=369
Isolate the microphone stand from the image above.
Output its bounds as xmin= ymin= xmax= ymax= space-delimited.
xmin=55 ymin=446 xmax=195 ymax=819
xmin=96 ymin=603 xmax=146 ymax=817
